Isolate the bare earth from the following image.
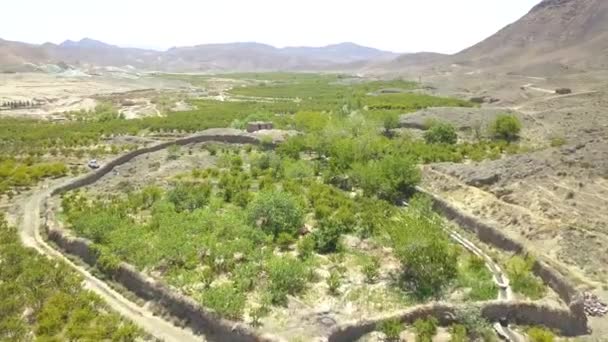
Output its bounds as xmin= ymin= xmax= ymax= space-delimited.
xmin=409 ymin=68 xmax=608 ymax=339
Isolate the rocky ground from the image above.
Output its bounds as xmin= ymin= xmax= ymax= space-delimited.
xmin=408 ymin=69 xmax=608 ymax=339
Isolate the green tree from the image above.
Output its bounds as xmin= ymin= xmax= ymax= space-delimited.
xmin=266 ymin=257 xmax=309 ymax=305
xmin=351 ymin=154 xmax=420 ymax=202
xmin=490 ymin=115 xmax=522 ymax=141
xmin=390 ymin=202 xmax=457 ymax=298
xmin=424 ymin=121 xmax=458 ymax=145
xmin=414 ymin=317 xmax=438 ymax=342
xmin=312 ymin=219 xmax=343 ymax=254
xmin=247 ymin=190 xmax=304 ymax=238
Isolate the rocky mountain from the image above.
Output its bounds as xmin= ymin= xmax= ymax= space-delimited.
xmin=0 ymin=38 xmax=397 ymax=73
xmin=280 ymin=42 xmax=397 ymax=63
xmin=453 ymin=0 xmax=608 ymax=71
xmin=372 ymin=0 xmax=608 ymax=75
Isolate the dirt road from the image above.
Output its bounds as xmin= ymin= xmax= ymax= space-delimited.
xmin=19 ymin=184 xmax=204 ymax=342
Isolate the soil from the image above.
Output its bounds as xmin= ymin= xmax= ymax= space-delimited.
xmin=404 ymin=68 xmax=608 ymax=338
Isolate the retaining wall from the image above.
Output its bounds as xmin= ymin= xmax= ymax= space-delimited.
xmin=45 ymin=220 xmax=281 ymax=342
xmin=417 ymin=188 xmax=588 ymax=330
xmin=327 ymin=300 xmax=587 ymax=342
xmin=52 ymin=130 xmax=266 ymax=195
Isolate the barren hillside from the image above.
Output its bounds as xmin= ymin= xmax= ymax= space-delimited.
xmin=455 ymin=0 xmax=608 ymax=71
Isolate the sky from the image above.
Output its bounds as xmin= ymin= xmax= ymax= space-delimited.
xmin=0 ymin=0 xmax=540 ymax=54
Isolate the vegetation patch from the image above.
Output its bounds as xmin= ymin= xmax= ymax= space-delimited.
xmin=0 ymin=215 xmax=142 ymax=341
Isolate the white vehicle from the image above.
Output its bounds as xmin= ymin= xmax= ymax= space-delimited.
xmin=87 ymin=159 xmax=100 ymax=169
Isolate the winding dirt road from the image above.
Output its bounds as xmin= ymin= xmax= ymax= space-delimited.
xmin=20 ymin=184 xmax=204 ymax=342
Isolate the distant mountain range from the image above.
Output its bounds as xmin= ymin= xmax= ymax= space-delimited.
xmin=1 ymin=0 xmax=605 ymax=75
xmin=0 ymin=38 xmax=398 ymax=73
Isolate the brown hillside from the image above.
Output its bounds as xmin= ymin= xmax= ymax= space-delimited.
xmin=454 ymin=0 xmax=608 ymax=70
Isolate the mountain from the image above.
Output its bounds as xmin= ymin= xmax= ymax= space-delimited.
xmin=371 ymin=0 xmax=608 ymax=75
xmin=281 ymin=42 xmax=397 ymax=63
xmin=0 ymin=38 xmax=398 ymax=73
xmin=453 ymin=0 xmax=608 ymax=71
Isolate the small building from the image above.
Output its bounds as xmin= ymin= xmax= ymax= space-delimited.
xmin=246 ymin=121 xmax=273 ymax=133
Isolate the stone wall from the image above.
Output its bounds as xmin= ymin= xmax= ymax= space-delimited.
xmin=45 ymin=220 xmax=282 ymax=342
xmin=327 ymin=300 xmax=587 ymax=342
xmin=417 ymin=187 xmax=588 ymax=332
xmin=52 ymin=130 xmax=266 ymax=195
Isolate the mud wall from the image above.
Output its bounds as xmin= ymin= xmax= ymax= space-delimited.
xmin=45 ymin=223 xmax=281 ymax=342
xmin=327 ymin=300 xmax=587 ymax=342
xmin=52 ymin=130 xmax=265 ymax=195
xmin=417 ymin=188 xmax=588 ymax=328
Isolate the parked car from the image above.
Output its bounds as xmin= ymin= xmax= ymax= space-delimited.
xmin=87 ymin=159 xmax=100 ymax=169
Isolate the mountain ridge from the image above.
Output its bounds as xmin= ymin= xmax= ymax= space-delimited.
xmin=0 ymin=38 xmax=398 ymax=72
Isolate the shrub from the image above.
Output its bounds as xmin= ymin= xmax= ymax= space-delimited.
xmin=449 ymin=324 xmax=468 ymax=342
xmin=391 ymin=206 xmax=457 ymax=299
xmin=362 ymin=256 xmax=380 ymax=283
xmin=414 ymin=317 xmax=438 ymax=342
xmin=454 ymin=306 xmax=492 ymax=339
xmin=247 ymin=190 xmax=304 ymax=238
xmin=276 ymin=232 xmax=296 ymax=251
xmin=327 ymin=269 xmax=342 ymax=295
xmin=297 ymin=235 xmax=316 ymax=260
xmin=249 ymin=304 xmax=270 ymax=327
xmin=312 ymin=219 xmax=343 ymax=254
xmin=378 ymin=318 xmax=402 ymax=341
xmin=424 ymin=121 xmax=458 ymax=145
xmin=166 ymin=182 xmax=211 ymax=212
xmin=167 ymin=144 xmax=181 ymax=160
xmin=266 ymin=257 xmax=309 ymax=305
xmin=527 ymin=326 xmax=555 ymax=342
xmin=505 ymin=256 xmax=545 ymax=299
xmin=350 ymin=154 xmax=420 ymax=203
xmin=284 ymin=159 xmax=314 ymax=180
xmin=490 ymin=115 xmax=522 ymax=141
xmin=200 ymin=284 xmax=246 ymax=320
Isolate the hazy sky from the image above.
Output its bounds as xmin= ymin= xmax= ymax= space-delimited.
xmin=1 ymin=0 xmax=539 ymax=53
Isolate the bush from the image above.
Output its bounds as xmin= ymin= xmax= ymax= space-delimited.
xmin=276 ymin=232 xmax=296 ymax=251
xmin=297 ymin=235 xmax=316 ymax=260
xmin=505 ymin=256 xmax=545 ymax=299
xmin=527 ymin=326 xmax=555 ymax=342
xmin=378 ymin=318 xmax=402 ymax=341
xmin=414 ymin=317 xmax=438 ymax=342
xmin=312 ymin=219 xmax=343 ymax=254
xmin=266 ymin=257 xmax=309 ymax=305
xmin=391 ymin=205 xmax=457 ymax=299
xmin=351 ymin=154 xmax=420 ymax=203
xmin=424 ymin=121 xmax=458 ymax=145
xmin=200 ymin=284 xmax=246 ymax=320
xmin=362 ymin=256 xmax=380 ymax=283
xmin=327 ymin=269 xmax=342 ymax=295
xmin=247 ymin=190 xmax=304 ymax=238
xmin=490 ymin=115 xmax=522 ymax=141
xmin=166 ymin=182 xmax=211 ymax=212
xmin=449 ymin=324 xmax=468 ymax=342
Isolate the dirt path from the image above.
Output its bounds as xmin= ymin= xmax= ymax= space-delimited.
xmin=19 ymin=183 xmax=204 ymax=342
